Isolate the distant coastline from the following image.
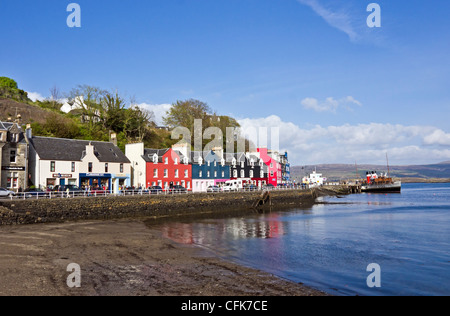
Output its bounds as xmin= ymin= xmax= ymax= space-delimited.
xmin=400 ymin=178 xmax=450 ymax=184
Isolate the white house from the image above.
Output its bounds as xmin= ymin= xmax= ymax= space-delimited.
xmin=124 ymin=142 xmax=147 ymax=188
xmin=26 ymin=127 xmax=131 ymax=193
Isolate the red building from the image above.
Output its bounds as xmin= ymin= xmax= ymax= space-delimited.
xmin=257 ymin=148 xmax=281 ymax=186
xmin=144 ymin=148 xmax=192 ymax=190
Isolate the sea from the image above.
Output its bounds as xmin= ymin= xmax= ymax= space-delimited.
xmin=155 ymin=183 xmax=450 ymax=296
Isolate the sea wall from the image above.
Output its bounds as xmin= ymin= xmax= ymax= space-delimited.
xmin=0 ymin=187 xmax=347 ymax=226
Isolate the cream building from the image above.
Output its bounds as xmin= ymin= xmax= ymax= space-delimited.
xmin=27 ymin=127 xmax=131 ymax=193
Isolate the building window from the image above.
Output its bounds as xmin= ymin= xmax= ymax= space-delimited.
xmin=233 ymin=170 xmax=237 ymax=178
xmin=71 ymin=162 xmax=76 ymax=173
xmin=175 ymin=169 xmax=179 ymax=178
xmin=10 ymin=150 xmax=16 ymax=163
xmin=153 ymin=154 xmax=158 ymax=164
xmin=261 ymin=171 xmax=264 ymax=178
xmin=270 ymin=163 xmax=273 ymax=168
xmin=270 ymin=171 xmax=274 ymax=177
xmin=207 ymin=171 xmax=210 ymax=178
xmin=250 ymin=170 xmax=254 ymax=178
xmin=214 ymin=161 xmax=217 ymax=167
xmin=241 ymin=170 xmax=245 ymax=178
xmin=214 ymin=171 xmax=217 ymax=178
xmin=184 ymin=170 xmax=188 ymax=178
xmin=222 ymin=171 xmax=225 ymax=178
xmin=88 ymin=162 xmax=93 ymax=173
xmin=153 ymin=169 xmax=158 ymax=178
xmin=164 ymin=157 xmax=168 ymax=164
xmin=7 ymin=172 xmax=19 ymax=189
xmin=51 ymin=161 xmax=56 ymax=172
xmin=174 ymin=158 xmax=178 ymax=165
xmin=199 ymin=170 xmax=203 ymax=178
xmin=105 ymin=163 xmax=109 ymax=173
xmin=164 ymin=169 xmax=168 ymax=178
xmin=241 ymin=161 xmax=245 ymax=168
xmin=120 ymin=163 xmax=124 ymax=173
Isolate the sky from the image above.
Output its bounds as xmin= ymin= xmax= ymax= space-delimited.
xmin=1 ymin=0 xmax=450 ymax=166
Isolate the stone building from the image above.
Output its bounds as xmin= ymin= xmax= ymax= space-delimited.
xmin=0 ymin=121 xmax=28 ymax=192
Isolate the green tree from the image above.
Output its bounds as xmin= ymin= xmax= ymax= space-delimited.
xmin=0 ymin=77 xmax=18 ymax=89
xmin=99 ymin=90 xmax=127 ymax=132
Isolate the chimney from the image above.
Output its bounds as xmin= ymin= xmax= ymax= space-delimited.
xmin=15 ymin=114 xmax=22 ymax=125
xmin=109 ymin=131 xmax=117 ymax=146
xmin=25 ymin=124 xmax=32 ymax=140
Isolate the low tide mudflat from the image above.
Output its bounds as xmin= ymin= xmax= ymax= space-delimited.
xmin=0 ymin=217 xmax=326 ymax=296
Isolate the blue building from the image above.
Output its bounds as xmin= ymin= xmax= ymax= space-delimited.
xmin=191 ymin=150 xmax=230 ymax=192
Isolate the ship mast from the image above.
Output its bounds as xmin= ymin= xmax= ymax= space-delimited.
xmin=386 ymin=153 xmax=391 ymax=178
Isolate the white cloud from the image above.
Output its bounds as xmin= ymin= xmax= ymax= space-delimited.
xmin=237 ymin=115 xmax=450 ymax=166
xmin=297 ymin=0 xmax=358 ymax=41
xmin=137 ymin=103 xmax=172 ymax=125
xmin=301 ymin=96 xmax=362 ymax=113
xmin=423 ymin=129 xmax=450 ymax=146
xmin=27 ymin=91 xmax=46 ymax=102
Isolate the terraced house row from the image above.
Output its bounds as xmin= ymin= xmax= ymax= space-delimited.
xmin=0 ymin=120 xmax=290 ymax=193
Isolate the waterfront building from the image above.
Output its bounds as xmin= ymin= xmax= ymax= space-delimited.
xmin=279 ymin=151 xmax=291 ymax=184
xmin=255 ymin=148 xmax=281 ymax=186
xmin=228 ymin=152 xmax=267 ymax=188
xmin=27 ymin=127 xmax=131 ymax=193
xmin=191 ymin=149 xmax=230 ymax=192
xmin=0 ymin=121 xmax=28 ymax=192
xmin=126 ymin=143 xmax=192 ymax=190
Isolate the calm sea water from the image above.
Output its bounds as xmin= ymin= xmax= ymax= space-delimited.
xmin=156 ymin=183 xmax=450 ymax=296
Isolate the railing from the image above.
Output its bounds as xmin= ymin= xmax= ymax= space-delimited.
xmin=2 ymin=185 xmax=308 ymax=200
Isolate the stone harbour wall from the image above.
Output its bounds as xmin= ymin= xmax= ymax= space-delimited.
xmin=0 ymin=187 xmax=347 ymax=226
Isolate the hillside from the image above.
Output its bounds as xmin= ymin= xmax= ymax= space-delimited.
xmin=0 ymin=98 xmax=55 ymax=125
xmin=291 ymin=162 xmax=450 ymax=182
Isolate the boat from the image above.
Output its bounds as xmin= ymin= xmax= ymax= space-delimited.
xmin=361 ymin=171 xmax=401 ymax=193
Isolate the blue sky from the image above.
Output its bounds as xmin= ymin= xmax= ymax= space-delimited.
xmin=1 ymin=0 xmax=450 ymax=165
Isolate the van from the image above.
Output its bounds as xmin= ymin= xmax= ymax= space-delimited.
xmin=223 ymin=179 xmax=251 ymax=192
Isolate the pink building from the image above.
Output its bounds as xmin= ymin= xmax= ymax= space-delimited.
xmin=257 ymin=148 xmax=281 ymax=186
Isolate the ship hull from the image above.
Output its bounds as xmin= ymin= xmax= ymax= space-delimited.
xmin=361 ymin=181 xmax=402 ymax=193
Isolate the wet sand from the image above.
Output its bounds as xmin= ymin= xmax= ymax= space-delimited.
xmin=0 ymin=218 xmax=327 ymax=296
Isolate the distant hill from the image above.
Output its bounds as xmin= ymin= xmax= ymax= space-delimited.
xmin=291 ymin=162 xmax=450 ymax=182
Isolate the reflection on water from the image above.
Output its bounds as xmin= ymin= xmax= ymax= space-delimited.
xmin=153 ymin=183 xmax=450 ymax=296
xmin=161 ymin=214 xmax=287 ymax=245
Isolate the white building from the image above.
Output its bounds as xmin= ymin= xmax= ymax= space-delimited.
xmin=302 ymin=170 xmax=325 ymax=188
xmin=124 ymin=142 xmax=147 ymax=188
xmin=26 ymin=127 xmax=131 ymax=193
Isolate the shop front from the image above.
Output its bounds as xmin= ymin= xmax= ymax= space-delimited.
xmin=79 ymin=173 xmax=112 ymax=191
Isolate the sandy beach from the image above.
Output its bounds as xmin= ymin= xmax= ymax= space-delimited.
xmin=0 ymin=217 xmax=327 ymax=296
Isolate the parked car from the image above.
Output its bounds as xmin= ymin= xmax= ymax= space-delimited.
xmin=207 ymin=185 xmax=221 ymax=193
xmin=24 ymin=188 xmax=48 ymax=198
xmin=51 ymin=185 xmax=83 ymax=193
xmin=169 ymin=185 xmax=187 ymax=194
xmin=263 ymin=184 xmax=275 ymax=190
xmin=149 ymin=186 xmax=163 ymax=194
xmin=243 ymin=184 xmax=258 ymax=191
xmin=0 ymin=188 xmax=15 ymax=198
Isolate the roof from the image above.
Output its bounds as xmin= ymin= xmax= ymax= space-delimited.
xmin=30 ymin=136 xmax=130 ymax=163
xmin=0 ymin=121 xmax=26 ymax=143
xmin=142 ymin=148 xmax=170 ymax=163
